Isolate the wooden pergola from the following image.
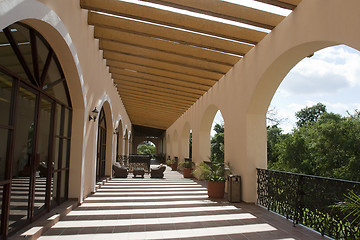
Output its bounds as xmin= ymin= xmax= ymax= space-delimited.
xmin=80 ymin=0 xmax=301 ymax=130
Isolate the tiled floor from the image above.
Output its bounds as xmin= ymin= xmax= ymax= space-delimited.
xmin=38 ymin=166 xmax=330 ymax=240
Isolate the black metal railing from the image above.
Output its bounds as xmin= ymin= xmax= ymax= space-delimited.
xmin=257 ymin=168 xmax=360 ymax=240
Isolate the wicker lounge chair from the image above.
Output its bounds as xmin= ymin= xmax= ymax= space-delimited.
xmin=113 ymin=162 xmax=128 ymax=178
xmin=150 ymin=165 xmax=166 ymax=178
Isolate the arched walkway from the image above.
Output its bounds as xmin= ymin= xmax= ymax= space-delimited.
xmin=167 ymin=0 xmax=360 ymax=202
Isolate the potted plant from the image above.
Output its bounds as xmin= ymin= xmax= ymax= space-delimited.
xmin=179 ymin=160 xmax=195 ymax=178
xmin=166 ymin=158 xmax=178 ymax=171
xmin=194 ymin=160 xmax=230 ymax=198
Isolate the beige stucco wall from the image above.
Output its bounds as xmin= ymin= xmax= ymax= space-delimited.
xmin=0 ymin=0 xmax=132 ymax=202
xmin=167 ymin=0 xmax=360 ymax=202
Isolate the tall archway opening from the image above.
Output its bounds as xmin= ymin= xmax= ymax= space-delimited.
xmin=96 ymin=108 xmax=106 ymax=182
xmin=136 ymin=140 xmax=156 ymax=155
xmin=180 ymin=122 xmax=192 ymax=162
xmin=0 ymin=22 xmax=72 ymax=237
xmin=115 ymin=120 xmax=123 ymax=161
xmin=267 ymin=44 xmax=360 ymax=181
xmin=124 ymin=129 xmax=128 ymax=156
xmin=199 ymin=105 xmax=224 ymax=164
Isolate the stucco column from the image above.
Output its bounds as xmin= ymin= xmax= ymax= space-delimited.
xmin=190 ymin=127 xmax=201 ymax=166
xmin=126 ymin=138 xmax=130 ymax=156
xmin=122 ymin=136 xmax=126 ymax=156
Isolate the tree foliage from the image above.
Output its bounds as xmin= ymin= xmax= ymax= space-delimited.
xmin=137 ymin=141 xmax=156 ymax=155
xmin=211 ymin=122 xmax=224 ymax=164
xmin=268 ymin=103 xmax=360 ymax=182
xmin=295 ymin=102 xmax=327 ymax=127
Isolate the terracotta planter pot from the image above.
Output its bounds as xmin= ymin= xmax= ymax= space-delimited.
xmin=207 ymin=181 xmax=225 ymax=198
xmin=171 ymin=163 xmax=177 ymax=171
xmin=183 ymin=168 xmax=192 ymax=178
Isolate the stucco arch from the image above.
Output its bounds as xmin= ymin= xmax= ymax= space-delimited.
xmin=98 ymin=100 xmax=114 ymax=178
xmin=199 ymin=104 xmax=223 ymax=164
xmin=115 ymin=116 xmax=124 ymax=158
xmin=124 ymin=128 xmax=129 ymax=155
xmin=0 ymin=0 xmax=88 ymax=201
xmin=242 ymin=0 xmax=360 ymax=202
xmin=135 ymin=139 xmax=157 ymax=154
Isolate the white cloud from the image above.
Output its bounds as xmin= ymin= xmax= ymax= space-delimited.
xmin=279 ymin=45 xmax=360 ymax=96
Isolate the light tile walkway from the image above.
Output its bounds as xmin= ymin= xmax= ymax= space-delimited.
xmin=38 ymin=166 xmax=330 ymax=240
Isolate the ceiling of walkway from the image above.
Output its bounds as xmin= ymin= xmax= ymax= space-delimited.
xmin=80 ymin=0 xmax=301 ymax=130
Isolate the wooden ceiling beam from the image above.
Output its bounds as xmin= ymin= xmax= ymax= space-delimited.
xmin=118 ymin=90 xmax=193 ymax=107
xmin=116 ymin=80 xmax=202 ymax=99
xmin=141 ymin=0 xmax=284 ymax=30
xmin=104 ymin=50 xmax=223 ymax=80
xmin=113 ymin=75 xmax=206 ymax=95
xmin=255 ymin=0 xmax=298 ymax=10
xmin=109 ymin=61 xmax=215 ymax=87
xmin=126 ymin=110 xmax=180 ymax=121
xmin=93 ymin=27 xmax=240 ymax=66
xmin=89 ymin=12 xmax=252 ymax=56
xmin=124 ymin=103 xmax=185 ymax=115
xmin=100 ymin=39 xmax=231 ymax=73
xmin=118 ymin=85 xmax=197 ymax=102
xmin=130 ymin=120 xmax=175 ymax=130
xmin=121 ymin=95 xmax=189 ymax=111
xmin=81 ymin=0 xmax=267 ymax=45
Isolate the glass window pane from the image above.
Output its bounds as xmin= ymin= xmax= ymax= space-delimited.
xmin=8 ymin=23 xmax=34 ymax=81
xmin=0 ymin=29 xmax=26 ymax=83
xmin=42 ymin=57 xmax=61 ymax=89
xmin=63 ymin=108 xmax=71 ymax=138
xmin=0 ymin=74 xmax=13 ymax=126
xmin=13 ymin=87 xmax=36 ymax=178
xmin=36 ymin=35 xmax=50 ymax=82
xmin=34 ymin=97 xmax=52 ymax=215
xmin=9 ymin=177 xmax=30 ymax=233
xmin=54 ymin=104 xmax=61 ymax=137
xmin=44 ymin=81 xmax=69 ymax=106
xmin=9 ymin=87 xmax=36 ymax=232
xmin=53 ymin=138 xmax=60 ymax=170
xmin=61 ymin=140 xmax=70 ymax=169
xmin=0 ymin=129 xmax=9 ymax=180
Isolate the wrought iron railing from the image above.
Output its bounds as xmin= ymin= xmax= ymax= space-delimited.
xmin=257 ymin=168 xmax=360 ymax=240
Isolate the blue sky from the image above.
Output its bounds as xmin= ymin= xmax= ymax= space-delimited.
xmin=268 ymin=45 xmax=360 ymax=133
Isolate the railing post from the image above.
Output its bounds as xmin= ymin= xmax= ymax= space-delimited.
xmin=294 ymin=174 xmax=304 ymax=226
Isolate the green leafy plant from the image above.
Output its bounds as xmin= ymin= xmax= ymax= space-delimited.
xmin=194 ymin=161 xmax=230 ymax=182
xmin=334 ymin=191 xmax=360 ymax=226
xmin=166 ymin=158 xmax=176 ymax=165
xmin=179 ymin=161 xmax=195 ymax=169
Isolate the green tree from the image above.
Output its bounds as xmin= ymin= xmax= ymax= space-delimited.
xmin=210 ymin=122 xmax=224 ymax=164
xmin=270 ymin=103 xmax=360 ymax=182
xmin=267 ymin=125 xmax=283 ymax=168
xmin=137 ymin=141 xmax=156 ymax=155
xmin=295 ymin=102 xmax=326 ymax=127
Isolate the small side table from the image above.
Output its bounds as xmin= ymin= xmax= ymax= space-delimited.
xmin=133 ymin=168 xmax=145 ymax=178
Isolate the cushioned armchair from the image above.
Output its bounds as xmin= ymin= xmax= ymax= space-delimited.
xmin=113 ymin=162 xmax=128 ymax=178
xmin=150 ymin=165 xmax=166 ymax=178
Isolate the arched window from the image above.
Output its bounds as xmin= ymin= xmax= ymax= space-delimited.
xmin=0 ymin=22 xmax=72 ymax=237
